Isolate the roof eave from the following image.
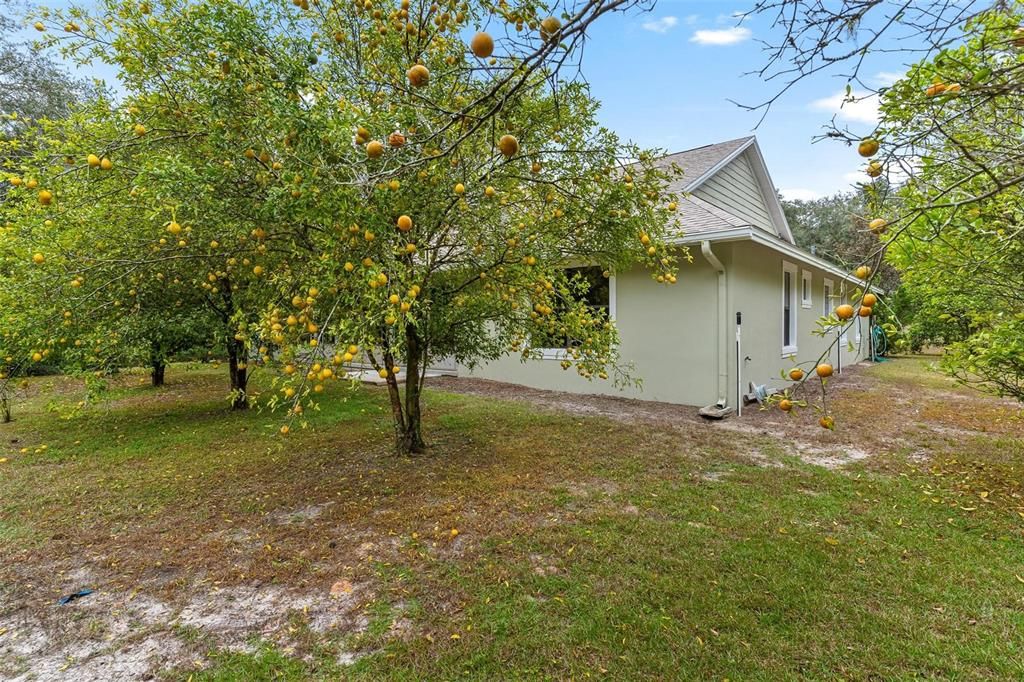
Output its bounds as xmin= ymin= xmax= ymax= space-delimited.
xmin=673 ymin=228 xmax=881 ymax=293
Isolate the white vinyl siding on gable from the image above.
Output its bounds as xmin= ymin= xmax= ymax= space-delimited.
xmin=693 ymin=152 xmax=776 ymax=235
xmin=782 ymin=261 xmax=798 ymax=356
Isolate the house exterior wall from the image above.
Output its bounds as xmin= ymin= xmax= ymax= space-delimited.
xmin=693 ymin=152 xmax=775 ymax=235
xmin=726 ymin=240 xmax=868 ymax=403
xmin=462 ymin=239 xmax=870 ymax=408
xmin=462 ymin=247 xmax=722 ymax=406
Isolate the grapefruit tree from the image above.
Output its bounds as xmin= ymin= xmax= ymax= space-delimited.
xmin=8 ymin=0 xmax=681 ymax=452
xmin=743 ymin=2 xmax=1024 ymax=419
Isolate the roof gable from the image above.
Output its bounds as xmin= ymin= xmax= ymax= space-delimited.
xmin=657 ymin=136 xmax=795 ymax=244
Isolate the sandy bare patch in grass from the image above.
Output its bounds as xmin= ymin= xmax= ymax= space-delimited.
xmin=433 ymin=358 xmax=1024 ymax=473
xmin=0 ymin=564 xmax=372 ymax=681
xmin=431 ymin=370 xmax=883 ymax=470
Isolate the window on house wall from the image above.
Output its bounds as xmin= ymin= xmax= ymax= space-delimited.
xmin=534 ymin=266 xmax=613 ymax=356
xmin=801 ymin=270 xmax=812 ymax=308
xmin=823 ymin=279 xmax=834 ymax=317
xmin=782 ymin=261 xmax=798 ymax=356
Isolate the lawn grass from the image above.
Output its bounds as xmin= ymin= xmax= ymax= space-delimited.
xmin=2 ymin=358 xmax=1024 ymax=680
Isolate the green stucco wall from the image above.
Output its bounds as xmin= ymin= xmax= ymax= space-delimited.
xmin=464 ymin=239 xmax=869 ymax=408
xmin=726 ymin=240 xmax=867 ymax=407
xmin=464 ymin=246 xmax=722 ymax=405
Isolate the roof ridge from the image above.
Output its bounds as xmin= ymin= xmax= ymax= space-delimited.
xmin=666 ymin=135 xmax=754 ymax=158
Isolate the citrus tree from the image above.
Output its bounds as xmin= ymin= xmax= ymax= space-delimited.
xmin=7 ymin=0 xmax=680 ymax=453
xmin=735 ymin=1 xmax=1024 ymax=420
xmin=862 ymin=10 xmax=1024 ymax=399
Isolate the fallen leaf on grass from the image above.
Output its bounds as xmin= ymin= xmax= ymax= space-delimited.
xmin=824 ymin=537 xmax=840 ymax=546
xmin=330 ymin=579 xmax=354 ymax=597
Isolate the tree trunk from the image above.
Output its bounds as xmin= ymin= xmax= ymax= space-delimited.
xmin=401 ymin=323 xmax=427 ymax=454
xmin=151 ymin=361 xmax=166 ymax=387
xmin=227 ymin=339 xmax=249 ymax=410
xmin=376 ymin=342 xmax=426 ymax=456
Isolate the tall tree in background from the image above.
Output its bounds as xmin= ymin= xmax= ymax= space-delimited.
xmin=1 ymin=1 xmax=91 ymax=137
xmin=782 ymin=191 xmax=899 ymax=294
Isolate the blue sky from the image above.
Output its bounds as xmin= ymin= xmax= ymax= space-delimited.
xmin=577 ymin=1 xmax=910 ymax=200
xmin=20 ymin=0 xmax=913 ymax=200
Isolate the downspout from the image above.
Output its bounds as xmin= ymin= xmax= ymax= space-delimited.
xmin=701 ymin=240 xmax=728 ymax=408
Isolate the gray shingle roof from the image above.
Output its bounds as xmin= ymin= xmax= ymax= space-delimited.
xmin=655 ymin=136 xmax=756 ymax=238
xmin=669 ymin=195 xmax=746 ymax=238
xmin=655 ymin=136 xmax=754 ymax=193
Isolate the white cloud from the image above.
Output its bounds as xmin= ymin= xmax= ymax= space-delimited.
xmin=810 ymin=90 xmax=879 ymax=124
xmin=873 ymin=71 xmax=904 ymax=87
xmin=690 ymin=26 xmax=751 ymax=46
xmin=780 ymin=188 xmax=820 ymax=202
xmin=683 ymin=14 xmax=700 ymax=25
xmin=641 ymin=16 xmax=678 ymax=34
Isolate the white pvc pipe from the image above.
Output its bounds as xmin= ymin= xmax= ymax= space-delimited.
xmin=701 ymin=240 xmax=728 ymax=409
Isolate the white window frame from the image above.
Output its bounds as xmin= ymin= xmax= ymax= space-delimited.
xmin=801 ymin=270 xmax=813 ymax=309
xmin=539 ymin=271 xmax=616 ymax=360
xmin=822 ymin=278 xmax=834 ymax=317
xmin=782 ymin=261 xmax=798 ymax=357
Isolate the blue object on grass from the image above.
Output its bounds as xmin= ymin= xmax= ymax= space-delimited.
xmin=871 ymin=324 xmax=889 ymax=362
xmin=57 ymin=589 xmax=94 ymax=605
